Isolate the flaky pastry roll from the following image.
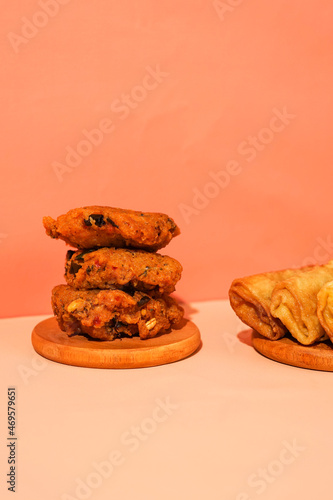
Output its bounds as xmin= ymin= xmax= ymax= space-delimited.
xmin=229 ymin=268 xmax=306 ymax=340
xmin=270 ymin=263 xmax=333 ymax=345
xmin=317 ymin=281 xmax=333 ymax=342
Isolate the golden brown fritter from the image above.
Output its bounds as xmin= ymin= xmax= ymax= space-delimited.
xmin=65 ymin=247 xmax=182 ymax=294
xmin=51 ymin=285 xmax=184 ymax=341
xmin=43 ymin=206 xmax=180 ymax=251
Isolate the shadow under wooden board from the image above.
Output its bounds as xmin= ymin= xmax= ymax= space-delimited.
xmin=31 ymin=317 xmax=201 ymax=369
xmin=252 ymin=330 xmax=333 ymax=371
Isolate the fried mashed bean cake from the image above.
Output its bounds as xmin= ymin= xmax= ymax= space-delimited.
xmin=65 ymin=247 xmax=183 ymax=294
xmin=43 ymin=206 xmax=180 ymax=251
xmin=51 ymin=285 xmax=184 ymax=341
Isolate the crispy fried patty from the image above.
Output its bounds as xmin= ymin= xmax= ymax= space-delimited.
xmin=51 ymin=285 xmax=184 ymax=340
xmin=43 ymin=206 xmax=180 ymax=251
xmin=65 ymin=247 xmax=182 ymax=294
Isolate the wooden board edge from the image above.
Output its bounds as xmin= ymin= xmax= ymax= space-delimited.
xmin=252 ymin=331 xmax=333 ymax=372
xmin=31 ymin=322 xmax=202 ymax=369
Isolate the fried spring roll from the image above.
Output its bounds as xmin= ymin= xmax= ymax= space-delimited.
xmin=317 ymin=281 xmax=333 ymax=342
xmin=229 ymin=268 xmax=306 ymax=340
xmin=270 ymin=263 xmax=333 ymax=345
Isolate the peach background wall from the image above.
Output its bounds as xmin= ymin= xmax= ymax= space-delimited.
xmin=1 ymin=0 xmax=333 ymax=318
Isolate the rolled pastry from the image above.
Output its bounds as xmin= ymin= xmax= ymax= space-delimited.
xmin=270 ymin=263 xmax=333 ymax=345
xmin=229 ymin=268 xmax=307 ymax=340
xmin=317 ymin=281 xmax=333 ymax=342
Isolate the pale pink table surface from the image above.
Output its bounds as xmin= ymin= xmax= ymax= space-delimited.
xmin=1 ymin=300 xmax=332 ymax=500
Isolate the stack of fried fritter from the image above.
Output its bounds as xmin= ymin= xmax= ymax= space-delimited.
xmin=43 ymin=206 xmax=184 ymax=340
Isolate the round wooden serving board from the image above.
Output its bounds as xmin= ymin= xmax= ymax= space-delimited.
xmin=31 ymin=317 xmax=201 ymax=369
xmin=252 ymin=330 xmax=333 ymax=371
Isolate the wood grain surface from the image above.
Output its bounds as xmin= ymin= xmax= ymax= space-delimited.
xmin=252 ymin=330 xmax=333 ymax=371
xmin=31 ymin=317 xmax=201 ymax=369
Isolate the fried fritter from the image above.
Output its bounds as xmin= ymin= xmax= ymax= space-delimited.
xmin=65 ymin=247 xmax=182 ymax=294
xmin=51 ymin=285 xmax=184 ymax=341
xmin=43 ymin=206 xmax=180 ymax=251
